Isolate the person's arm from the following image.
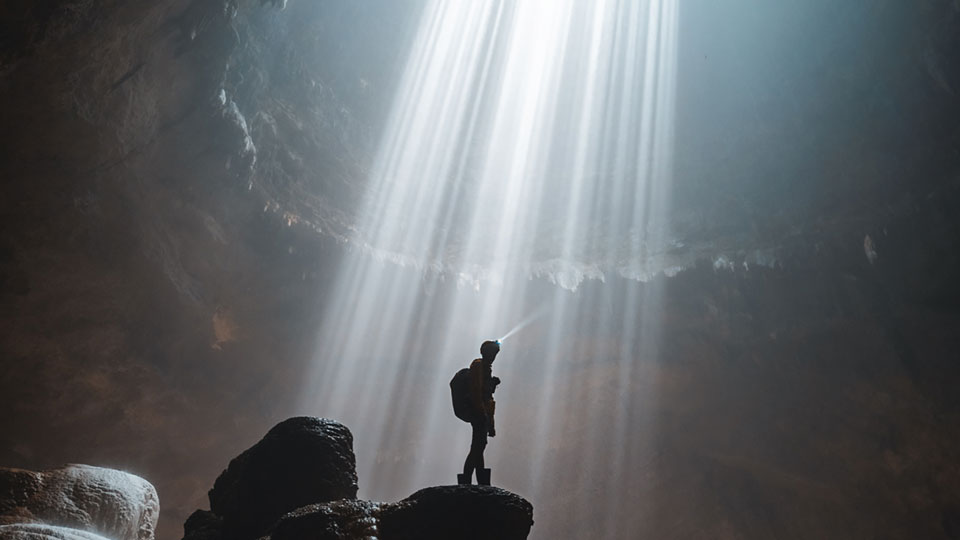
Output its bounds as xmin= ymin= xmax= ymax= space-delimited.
xmin=469 ymin=359 xmax=486 ymax=418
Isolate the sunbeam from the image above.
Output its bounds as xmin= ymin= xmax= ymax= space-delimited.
xmin=299 ymin=0 xmax=679 ymax=535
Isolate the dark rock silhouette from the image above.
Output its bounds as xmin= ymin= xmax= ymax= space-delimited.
xmin=265 ymin=500 xmax=383 ymax=539
xmin=0 ymin=465 xmax=159 ymax=540
xmin=378 ymin=486 xmax=533 ymax=540
xmin=267 ymin=486 xmax=533 ymax=540
xmin=179 ymin=511 xmax=221 ymax=540
xmin=182 ymin=417 xmax=533 ymax=540
xmin=207 ymin=417 xmax=358 ymax=540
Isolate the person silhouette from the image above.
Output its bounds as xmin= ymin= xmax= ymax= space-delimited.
xmin=457 ymin=340 xmax=501 ymax=485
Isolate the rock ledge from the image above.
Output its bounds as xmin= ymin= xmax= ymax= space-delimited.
xmin=183 ymin=417 xmax=533 ymax=540
xmin=0 ymin=464 xmax=159 ymax=540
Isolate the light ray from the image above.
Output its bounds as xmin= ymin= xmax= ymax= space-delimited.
xmin=299 ymin=0 xmax=680 ymax=531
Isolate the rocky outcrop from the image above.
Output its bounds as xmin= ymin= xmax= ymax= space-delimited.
xmin=0 ymin=465 xmax=159 ymax=540
xmin=182 ymin=417 xmax=533 ymax=540
xmin=268 ymin=486 xmax=534 ymax=540
xmin=177 ymin=511 xmax=221 ymax=540
xmin=201 ymin=417 xmax=358 ymax=540
xmin=265 ymin=499 xmax=384 ymax=540
xmin=379 ymin=486 xmax=534 ymax=540
xmin=0 ymin=523 xmax=111 ymax=540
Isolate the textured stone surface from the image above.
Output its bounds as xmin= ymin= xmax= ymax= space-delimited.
xmin=178 ymin=511 xmax=221 ymax=540
xmin=0 ymin=523 xmax=111 ymax=540
xmin=261 ymin=486 xmax=533 ymax=540
xmin=183 ymin=417 xmax=533 ymax=540
xmin=0 ymin=465 xmax=158 ymax=540
xmin=266 ymin=499 xmax=384 ymax=540
xmin=379 ymin=486 xmax=534 ymax=540
xmin=206 ymin=417 xmax=357 ymax=540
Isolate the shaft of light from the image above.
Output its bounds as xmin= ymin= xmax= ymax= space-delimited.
xmin=498 ymin=303 xmax=550 ymax=343
xmin=299 ymin=1 xmax=679 ymax=537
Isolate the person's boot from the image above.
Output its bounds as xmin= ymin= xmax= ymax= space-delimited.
xmin=457 ymin=473 xmax=471 ymax=485
xmin=476 ymin=468 xmax=491 ymax=486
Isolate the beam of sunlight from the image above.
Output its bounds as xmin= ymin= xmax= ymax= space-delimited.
xmin=299 ymin=1 xmax=679 ymax=535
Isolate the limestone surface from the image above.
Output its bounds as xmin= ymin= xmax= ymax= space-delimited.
xmin=0 ymin=465 xmax=159 ymax=540
xmin=0 ymin=523 xmax=111 ymax=540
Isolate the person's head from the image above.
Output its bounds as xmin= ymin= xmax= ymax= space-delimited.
xmin=480 ymin=340 xmax=500 ymax=362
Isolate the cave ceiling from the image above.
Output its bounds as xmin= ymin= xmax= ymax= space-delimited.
xmin=5 ymin=1 xmax=948 ymax=288
xmin=193 ymin=0 xmax=960 ymax=284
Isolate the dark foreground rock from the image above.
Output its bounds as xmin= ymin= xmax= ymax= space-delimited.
xmin=208 ymin=417 xmax=358 ymax=540
xmin=179 ymin=511 xmax=221 ymax=540
xmin=269 ymin=486 xmax=534 ymax=540
xmin=0 ymin=465 xmax=159 ymax=540
xmin=183 ymin=417 xmax=533 ymax=540
xmin=380 ymin=486 xmax=534 ymax=540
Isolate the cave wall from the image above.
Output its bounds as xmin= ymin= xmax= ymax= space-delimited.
xmin=0 ymin=1 xmax=410 ymax=536
xmin=505 ymin=204 xmax=960 ymax=538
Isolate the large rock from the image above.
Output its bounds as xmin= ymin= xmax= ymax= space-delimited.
xmin=0 ymin=465 xmax=158 ymax=540
xmin=178 ymin=511 xmax=221 ymax=540
xmin=380 ymin=486 xmax=534 ymax=540
xmin=265 ymin=485 xmax=534 ymax=540
xmin=0 ymin=523 xmax=111 ymax=540
xmin=207 ymin=417 xmax=358 ymax=540
xmin=183 ymin=417 xmax=534 ymax=540
xmin=266 ymin=499 xmax=384 ymax=540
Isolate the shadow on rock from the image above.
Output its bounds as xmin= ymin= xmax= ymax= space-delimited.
xmin=207 ymin=417 xmax=358 ymax=540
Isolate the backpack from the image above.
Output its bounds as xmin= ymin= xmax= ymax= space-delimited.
xmin=450 ymin=367 xmax=476 ymax=423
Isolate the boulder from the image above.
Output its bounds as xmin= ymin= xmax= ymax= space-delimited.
xmin=265 ymin=486 xmax=534 ymax=540
xmin=179 ymin=511 xmax=221 ymax=540
xmin=266 ymin=499 xmax=384 ymax=540
xmin=0 ymin=523 xmax=111 ymax=540
xmin=206 ymin=417 xmax=358 ymax=540
xmin=380 ymin=485 xmax=534 ymax=540
xmin=183 ymin=417 xmax=533 ymax=540
xmin=0 ymin=465 xmax=158 ymax=540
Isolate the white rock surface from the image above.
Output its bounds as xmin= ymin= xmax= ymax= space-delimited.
xmin=0 ymin=465 xmax=158 ymax=540
xmin=0 ymin=523 xmax=110 ymax=540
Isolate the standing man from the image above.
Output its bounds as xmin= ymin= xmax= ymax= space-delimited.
xmin=458 ymin=340 xmax=501 ymax=485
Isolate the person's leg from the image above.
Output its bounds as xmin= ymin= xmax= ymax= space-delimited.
xmin=462 ymin=420 xmax=488 ymax=478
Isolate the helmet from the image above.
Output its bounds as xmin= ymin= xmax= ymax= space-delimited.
xmin=480 ymin=340 xmax=501 ymax=359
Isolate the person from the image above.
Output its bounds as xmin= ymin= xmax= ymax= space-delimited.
xmin=458 ymin=340 xmax=501 ymax=485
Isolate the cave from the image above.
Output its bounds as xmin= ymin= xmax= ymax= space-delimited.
xmin=2 ymin=1 xmax=960 ymax=539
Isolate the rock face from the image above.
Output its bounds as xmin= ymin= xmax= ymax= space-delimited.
xmin=204 ymin=417 xmax=359 ymax=540
xmin=378 ymin=486 xmax=534 ymax=540
xmin=183 ymin=418 xmax=533 ymax=540
xmin=0 ymin=465 xmax=159 ymax=540
xmin=267 ymin=486 xmax=534 ymax=540
xmin=0 ymin=523 xmax=111 ymax=540
xmin=265 ymin=500 xmax=384 ymax=540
